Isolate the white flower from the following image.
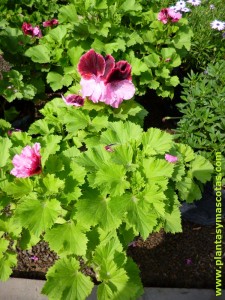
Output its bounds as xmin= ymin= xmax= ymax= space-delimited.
xmin=170 ymin=5 xmax=179 ymax=12
xmin=175 ymin=1 xmax=186 ymax=10
xmin=210 ymin=4 xmax=215 ymax=10
xmin=181 ymin=7 xmax=191 ymax=12
xmin=210 ymin=20 xmax=225 ymax=31
xmin=187 ymin=0 xmax=201 ymax=6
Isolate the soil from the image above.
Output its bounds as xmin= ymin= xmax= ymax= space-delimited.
xmin=12 ymin=219 xmax=225 ymax=289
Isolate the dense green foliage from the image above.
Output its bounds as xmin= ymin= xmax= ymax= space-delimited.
xmin=175 ymin=60 xmax=225 ymax=176
xmin=0 ymin=98 xmax=213 ymax=299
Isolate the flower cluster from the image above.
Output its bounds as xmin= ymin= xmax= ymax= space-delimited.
xmin=11 ymin=143 xmax=42 ymax=178
xmin=158 ymin=8 xmax=182 ymax=24
xmin=77 ymin=49 xmax=135 ymax=108
xmin=22 ymin=19 xmax=58 ymax=38
xmin=170 ymin=0 xmax=201 ymax=13
xmin=22 ymin=22 xmax=42 ymax=38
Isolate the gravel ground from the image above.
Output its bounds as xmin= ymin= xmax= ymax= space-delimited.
xmin=12 ymin=219 xmax=225 ymax=289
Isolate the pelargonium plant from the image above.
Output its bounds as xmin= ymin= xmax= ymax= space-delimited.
xmin=0 ymin=50 xmax=214 ymax=300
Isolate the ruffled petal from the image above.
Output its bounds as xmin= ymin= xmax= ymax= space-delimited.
xmin=78 ymin=49 xmax=105 ymax=79
xmin=102 ymin=55 xmax=115 ymax=79
xmin=103 ymin=80 xmax=135 ymax=108
xmin=105 ymin=61 xmax=132 ymax=83
xmin=80 ymin=78 xmax=104 ymax=103
xmin=62 ymin=94 xmax=84 ymax=107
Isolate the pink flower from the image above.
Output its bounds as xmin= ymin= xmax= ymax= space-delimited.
xmin=22 ymin=22 xmax=34 ymax=35
xmin=185 ymin=258 xmax=193 ymax=265
xmin=77 ymin=49 xmax=135 ymax=108
xmin=7 ymin=129 xmax=21 ymax=136
xmin=11 ymin=143 xmax=42 ymax=178
xmin=21 ymin=22 xmax=42 ymax=38
xmin=32 ymin=26 xmax=42 ymax=38
xmin=165 ymin=154 xmax=178 ymax=163
xmin=104 ymin=145 xmax=114 ymax=152
xmin=43 ymin=19 xmax=59 ymax=27
xmin=158 ymin=8 xmax=182 ymax=24
xmin=62 ymin=94 xmax=84 ymax=107
xmin=30 ymin=255 xmax=39 ymax=261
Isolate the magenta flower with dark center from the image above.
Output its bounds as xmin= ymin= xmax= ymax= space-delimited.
xmin=62 ymin=94 xmax=84 ymax=107
xmin=22 ymin=22 xmax=34 ymax=35
xmin=11 ymin=143 xmax=42 ymax=178
xmin=77 ymin=49 xmax=135 ymax=108
xmin=43 ymin=19 xmax=59 ymax=27
xmin=21 ymin=22 xmax=42 ymax=38
xmin=158 ymin=8 xmax=182 ymax=24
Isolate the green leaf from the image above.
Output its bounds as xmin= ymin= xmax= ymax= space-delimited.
xmin=143 ymin=184 xmax=166 ymax=217
xmin=127 ymin=54 xmax=148 ymax=76
xmin=142 ymin=128 xmax=173 ymax=155
xmin=45 ymin=221 xmax=87 ymax=256
xmin=45 ymin=155 xmax=64 ymax=173
xmin=75 ymin=190 xmax=129 ymax=231
xmin=47 ymin=72 xmax=73 ymax=91
xmin=143 ymin=157 xmax=174 ymax=179
xmin=164 ymin=205 xmax=182 ymax=233
xmin=0 ymin=252 xmax=17 ymax=281
xmin=97 ymin=265 xmax=129 ymax=300
xmin=28 ymin=119 xmax=52 ymax=135
xmin=0 ymin=239 xmax=9 ymax=259
xmin=111 ymin=144 xmax=134 ymax=166
xmin=127 ymin=198 xmax=158 ymax=239
xmin=161 ymin=47 xmax=176 ymax=59
xmin=25 ymin=45 xmax=51 ymax=63
xmin=100 ymin=121 xmax=142 ymax=145
xmin=42 ymin=257 xmax=94 ymax=300
xmin=19 ymin=228 xmax=40 ymax=250
xmin=40 ymin=135 xmax=62 ymax=166
xmin=42 ymin=174 xmax=65 ymax=195
xmin=15 ymin=197 xmax=62 ymax=237
xmin=62 ymin=109 xmax=90 ymax=133
xmin=189 ymin=155 xmax=214 ymax=183
xmin=48 ymin=26 xmax=67 ymax=43
xmin=92 ymin=163 xmax=130 ymax=196
xmin=175 ymin=143 xmax=195 ymax=162
xmin=76 ymin=146 xmax=111 ymax=170
xmin=89 ymin=115 xmax=108 ymax=132
xmin=95 ymin=0 xmax=108 ymax=9
xmin=58 ymin=4 xmax=78 ymax=23
xmin=148 ymin=80 xmax=160 ymax=90
xmin=176 ymin=176 xmax=202 ymax=202
xmin=4 ymin=179 xmax=33 ymax=198
xmin=169 ymin=76 xmax=179 ymax=87
xmin=144 ymin=53 xmax=160 ymax=68
xmin=68 ymin=45 xmax=85 ymax=66
xmin=119 ymin=0 xmax=142 ymax=12
xmin=0 ymin=137 xmax=12 ymax=167
xmin=173 ymin=31 xmax=192 ymax=51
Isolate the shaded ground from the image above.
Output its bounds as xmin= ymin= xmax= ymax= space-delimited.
xmin=12 ymin=219 xmax=225 ymax=289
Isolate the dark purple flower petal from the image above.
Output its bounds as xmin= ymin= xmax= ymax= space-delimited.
xmin=102 ymin=55 xmax=115 ymax=79
xmin=22 ymin=22 xmax=34 ymax=35
xmin=62 ymin=94 xmax=84 ymax=107
xmin=43 ymin=19 xmax=59 ymax=27
xmin=78 ymin=49 xmax=106 ymax=79
xmin=105 ymin=61 xmax=132 ymax=83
